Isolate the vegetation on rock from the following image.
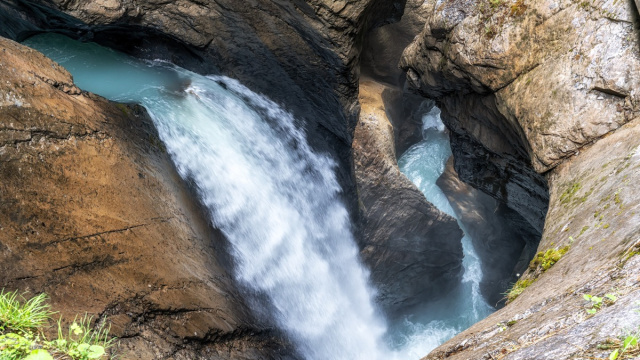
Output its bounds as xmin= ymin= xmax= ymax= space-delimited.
xmin=0 ymin=290 xmax=114 ymax=360
xmin=529 ymin=246 xmax=570 ymax=272
xmin=505 ymin=279 xmax=534 ymax=303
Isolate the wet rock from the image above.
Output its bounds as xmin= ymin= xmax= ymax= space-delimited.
xmin=0 ymin=37 xmax=291 ymax=360
xmin=0 ymin=0 xmax=409 ymax=238
xmin=360 ymin=0 xmax=431 ymax=86
xmin=437 ymin=158 xmax=539 ymax=308
xmin=354 ymin=79 xmax=464 ymax=314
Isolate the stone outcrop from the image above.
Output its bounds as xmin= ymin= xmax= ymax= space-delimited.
xmin=398 ymin=1 xmax=640 ymax=358
xmin=354 ymin=79 xmax=464 ymax=314
xmin=0 ymin=37 xmax=290 ymax=360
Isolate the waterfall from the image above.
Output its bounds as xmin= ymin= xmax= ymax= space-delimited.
xmin=25 ymin=33 xmax=494 ymax=360
xmin=25 ymin=33 xmax=388 ymax=360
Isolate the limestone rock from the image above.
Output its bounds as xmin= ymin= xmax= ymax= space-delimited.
xmin=0 ymin=37 xmax=290 ymax=360
xmin=354 ymin=79 xmax=464 ymax=314
xmin=397 ymin=1 xmax=640 ymax=358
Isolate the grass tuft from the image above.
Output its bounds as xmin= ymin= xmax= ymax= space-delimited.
xmin=0 ymin=291 xmax=50 ymax=333
xmin=0 ymin=289 xmax=115 ymax=359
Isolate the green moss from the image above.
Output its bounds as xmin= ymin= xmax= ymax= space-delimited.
xmin=529 ymin=246 xmax=570 ymax=271
xmin=115 ymin=103 xmax=130 ymax=116
xmin=603 ymin=224 xmax=610 ymax=229
xmin=506 ymin=279 xmax=534 ymax=303
xmin=560 ymin=182 xmax=582 ymax=206
xmin=578 ymin=226 xmax=590 ymax=238
xmin=579 ymin=187 xmax=594 ymax=203
xmin=614 ymin=192 xmax=622 ymax=206
xmin=509 ymin=0 xmax=527 ymax=16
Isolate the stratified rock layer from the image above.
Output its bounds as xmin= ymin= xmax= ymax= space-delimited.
xmin=0 ymin=37 xmax=289 ymax=360
xmin=353 ymin=79 xmax=463 ymax=314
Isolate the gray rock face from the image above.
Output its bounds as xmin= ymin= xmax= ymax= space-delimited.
xmin=422 ymin=119 xmax=640 ymax=360
xmin=397 ymin=1 xmax=640 ymax=359
xmin=361 ymin=0 xmax=432 ymax=86
xmin=354 ymin=79 xmax=464 ymax=314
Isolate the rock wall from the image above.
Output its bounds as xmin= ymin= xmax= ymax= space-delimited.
xmin=398 ymin=0 xmax=640 ymax=358
xmin=423 ymin=119 xmax=640 ymax=360
xmin=0 ymin=37 xmax=290 ymax=360
xmin=354 ymin=79 xmax=464 ymax=314
xmin=437 ymin=158 xmax=538 ymax=308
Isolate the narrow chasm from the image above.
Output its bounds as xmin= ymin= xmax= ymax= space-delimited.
xmin=353 ymin=0 xmax=549 ymax=355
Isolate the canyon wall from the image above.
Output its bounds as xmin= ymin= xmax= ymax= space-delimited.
xmin=399 ymin=0 xmax=640 ymax=358
xmin=354 ymin=79 xmax=464 ymax=314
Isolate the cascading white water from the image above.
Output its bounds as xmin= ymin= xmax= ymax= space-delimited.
xmin=25 ymin=33 xmax=494 ymax=360
xmin=25 ymin=33 xmax=388 ymax=360
xmin=394 ymin=107 xmax=494 ymax=356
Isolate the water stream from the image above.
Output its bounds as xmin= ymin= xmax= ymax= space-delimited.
xmin=25 ymin=33 xmax=493 ymax=360
xmin=394 ymin=107 xmax=494 ymax=356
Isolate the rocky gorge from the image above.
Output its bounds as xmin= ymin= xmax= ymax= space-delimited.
xmin=0 ymin=0 xmax=639 ymax=359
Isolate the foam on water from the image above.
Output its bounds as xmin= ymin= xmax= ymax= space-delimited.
xmin=25 ymin=33 xmax=388 ymax=360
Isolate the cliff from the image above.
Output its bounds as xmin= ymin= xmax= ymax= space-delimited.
xmin=399 ymin=0 xmax=640 ymax=358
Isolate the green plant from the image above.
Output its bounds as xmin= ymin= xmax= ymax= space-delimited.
xmin=609 ymin=332 xmax=639 ymax=359
xmin=506 ymin=279 xmax=534 ymax=303
xmin=0 ymin=332 xmax=53 ymax=360
xmin=0 ymin=290 xmax=114 ymax=360
xmin=50 ymin=315 xmax=113 ymax=360
xmin=0 ymin=291 xmax=50 ymax=333
xmin=583 ymin=293 xmax=616 ymax=315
